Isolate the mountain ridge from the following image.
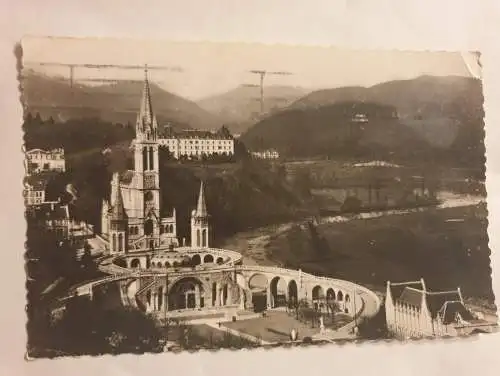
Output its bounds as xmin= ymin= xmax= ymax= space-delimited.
xmin=196 ymin=84 xmax=310 ymax=134
xmin=22 ymin=70 xmax=224 ymax=131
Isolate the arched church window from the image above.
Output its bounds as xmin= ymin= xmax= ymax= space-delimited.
xmin=118 ymin=233 xmax=123 ymax=252
xmin=145 ymin=219 xmax=154 ymax=236
xmin=142 ymin=147 xmax=148 ymax=171
xmin=149 ymin=147 xmax=154 ymax=170
xmin=196 ymin=229 xmax=201 ymax=247
xmin=202 ymin=229 xmax=207 ymax=247
xmin=144 ymin=191 xmax=154 ymax=202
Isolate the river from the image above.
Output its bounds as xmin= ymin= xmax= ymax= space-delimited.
xmin=220 ymin=190 xmax=485 ymax=266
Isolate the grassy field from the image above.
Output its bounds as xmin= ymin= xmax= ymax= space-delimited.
xmin=162 ymin=323 xmax=256 ymax=349
xmin=266 ymin=203 xmax=494 ymax=307
xmin=223 ymin=311 xmax=320 ymax=342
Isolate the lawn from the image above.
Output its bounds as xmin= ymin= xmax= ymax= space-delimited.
xmin=161 ymin=323 xmax=256 ymax=349
xmin=223 ymin=311 xmax=341 ymax=343
xmin=266 ymin=203 xmax=493 ymax=305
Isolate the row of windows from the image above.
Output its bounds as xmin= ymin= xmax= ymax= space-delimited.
xmin=128 ymin=224 xmax=175 ymax=235
xmin=180 ymin=145 xmax=232 ymax=151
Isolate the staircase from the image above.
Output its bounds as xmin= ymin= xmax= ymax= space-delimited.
xmin=134 ymin=276 xmax=158 ymax=311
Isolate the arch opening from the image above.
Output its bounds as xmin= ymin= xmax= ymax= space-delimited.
xmin=288 ymin=280 xmax=298 ymax=307
xmin=192 ymin=254 xmax=201 ymax=266
xmin=270 ymin=276 xmax=287 ymax=308
xmin=312 ymin=285 xmax=325 ymax=310
xmin=203 ymin=254 xmax=214 ymax=263
xmin=168 ymin=277 xmax=204 ymax=310
xmin=130 ymin=258 xmax=140 ymax=268
xmin=248 ymin=273 xmax=268 ymax=313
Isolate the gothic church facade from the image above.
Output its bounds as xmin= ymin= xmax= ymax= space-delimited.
xmin=101 ymin=68 xmax=209 ymax=253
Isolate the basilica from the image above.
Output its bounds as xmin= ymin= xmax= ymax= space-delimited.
xmin=100 ymin=69 xmax=209 ymax=254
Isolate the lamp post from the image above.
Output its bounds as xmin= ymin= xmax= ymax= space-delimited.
xmin=164 ymin=266 xmax=170 ymax=346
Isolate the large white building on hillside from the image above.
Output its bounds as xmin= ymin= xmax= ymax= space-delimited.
xmin=158 ymin=127 xmax=234 ymax=160
xmin=385 ymin=279 xmax=496 ymax=339
xmin=25 ymin=148 xmax=65 ymax=175
xmin=101 ymin=69 xmax=211 ymax=254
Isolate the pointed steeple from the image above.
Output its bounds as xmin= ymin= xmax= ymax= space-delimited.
xmin=195 ymin=181 xmax=208 ymax=217
xmin=111 ymin=174 xmax=127 ymax=220
xmin=136 ymin=64 xmax=158 ymax=139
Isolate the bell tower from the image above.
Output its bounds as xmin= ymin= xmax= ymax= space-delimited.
xmin=133 ymin=66 xmax=161 ymax=244
xmin=191 ymin=181 xmax=210 ymax=248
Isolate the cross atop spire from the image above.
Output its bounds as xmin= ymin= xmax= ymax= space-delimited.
xmin=136 ymin=64 xmax=158 ymax=140
xmin=195 ymin=180 xmax=208 ymax=218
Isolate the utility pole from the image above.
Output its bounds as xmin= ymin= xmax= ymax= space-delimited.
xmin=22 ymin=61 xmax=184 ymax=111
xmin=245 ymin=70 xmax=293 ymax=115
xmin=164 ymin=267 xmax=169 ymax=346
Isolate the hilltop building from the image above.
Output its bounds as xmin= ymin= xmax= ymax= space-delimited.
xmin=23 ymin=175 xmax=48 ymax=206
xmin=25 ymin=148 xmax=65 ymax=175
xmin=100 ymin=69 xmax=211 ymax=253
xmin=385 ymin=279 xmax=496 ymax=338
xmin=158 ymin=126 xmax=234 ymax=160
xmin=251 ymin=149 xmax=280 ymax=160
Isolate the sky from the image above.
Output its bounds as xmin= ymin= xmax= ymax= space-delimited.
xmin=22 ymin=36 xmax=474 ymax=100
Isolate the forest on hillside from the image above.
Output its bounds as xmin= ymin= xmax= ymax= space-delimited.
xmin=241 ymin=101 xmax=485 ymax=175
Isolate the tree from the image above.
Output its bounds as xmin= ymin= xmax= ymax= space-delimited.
xmin=357 ymin=304 xmax=393 ymax=340
xmin=45 ymin=299 xmax=164 ymax=356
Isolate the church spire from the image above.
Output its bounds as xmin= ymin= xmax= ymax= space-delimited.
xmin=111 ymin=174 xmax=127 ymax=220
xmin=195 ymin=181 xmax=208 ymax=218
xmin=136 ymin=64 xmax=158 ymax=139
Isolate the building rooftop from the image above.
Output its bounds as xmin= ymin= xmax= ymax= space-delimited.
xmin=440 ymin=301 xmax=476 ymax=325
xmin=389 ymin=279 xmax=473 ymax=320
xmin=160 ymin=127 xmax=233 ymax=140
xmin=28 ymin=202 xmax=69 ymax=221
xmin=426 ymin=291 xmax=463 ymax=318
xmin=389 ymin=280 xmax=425 ymax=302
xmin=26 ymin=148 xmax=65 ymax=155
xmin=24 ymin=174 xmax=51 ymax=191
xmin=397 ymin=287 xmax=424 ymax=308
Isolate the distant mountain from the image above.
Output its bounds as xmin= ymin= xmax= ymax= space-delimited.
xmin=290 ymin=75 xmax=484 ymax=148
xmin=291 ymin=75 xmax=482 ymax=118
xmin=197 ymin=85 xmax=310 ymax=134
xmin=241 ymin=102 xmax=429 ymax=161
xmin=21 ymin=70 xmax=224 ymax=131
xmin=240 ymin=97 xmax=485 ymax=169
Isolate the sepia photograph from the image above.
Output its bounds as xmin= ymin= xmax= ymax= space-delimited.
xmin=20 ymin=36 xmax=497 ymax=358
